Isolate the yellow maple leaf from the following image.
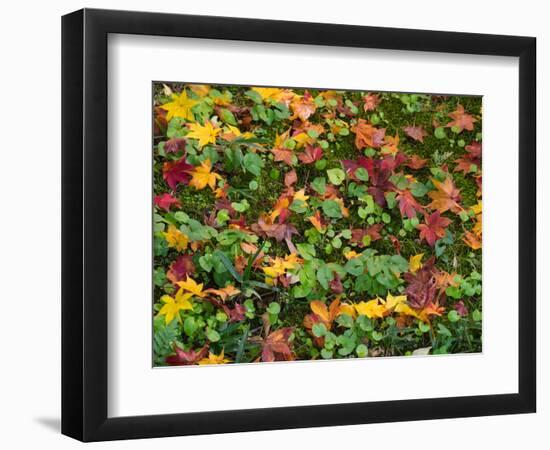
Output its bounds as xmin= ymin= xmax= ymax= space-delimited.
xmin=273 ymin=129 xmax=291 ymax=148
xmin=394 ymin=302 xmax=420 ymax=319
xmin=187 ymin=121 xmax=220 ymax=148
xmin=160 ymin=90 xmax=198 ymax=121
xmin=409 ymin=253 xmax=424 ymax=273
xmin=188 ymin=159 xmax=222 ymax=191
xmin=292 ymin=132 xmax=310 ymax=149
xmin=354 ymin=299 xmax=386 ymax=319
xmin=252 ymin=87 xmax=294 ymax=104
xmin=382 ymin=293 xmax=407 ymax=311
xmin=221 ymin=124 xmax=255 ymax=141
xmin=262 ymin=254 xmax=302 ymax=278
xmin=176 ymin=276 xmax=205 ymax=297
xmin=344 ymin=250 xmax=360 ymax=260
xmin=163 ymin=225 xmax=188 ymax=251
xmin=158 ymin=289 xmax=193 ymax=324
xmin=198 ymin=349 xmax=231 ymax=365
xmin=293 ymin=189 xmax=309 ymax=204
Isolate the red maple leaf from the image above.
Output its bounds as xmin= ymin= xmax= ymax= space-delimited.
xmin=251 ymin=217 xmax=298 ymax=252
xmin=329 ymin=273 xmax=344 ymax=294
xmin=403 ymin=125 xmax=428 ymax=143
xmin=164 ymin=137 xmax=187 ymax=154
xmin=162 ymin=157 xmax=193 ymax=191
xmin=298 ymin=145 xmax=323 ymax=164
xmin=284 ymin=169 xmax=297 ymax=187
xmin=261 ymin=327 xmax=294 ymax=362
xmin=350 ymin=224 xmax=383 ymax=246
xmin=405 ymin=154 xmax=428 ymax=170
xmin=396 ymin=190 xmax=424 ymax=219
xmin=165 ymin=344 xmax=209 ymax=366
xmin=454 ymin=141 xmax=482 ymax=174
xmin=363 ymin=93 xmax=381 ymax=112
xmin=222 ymin=303 xmax=246 ymax=323
xmin=446 ymin=104 xmax=477 ymax=132
xmin=166 ymin=255 xmax=196 ymax=284
xmin=355 ymin=156 xmax=395 ymax=206
xmin=271 ymin=147 xmax=294 ymax=166
xmin=417 ymin=211 xmax=452 ymax=247
xmin=154 ymin=193 xmax=181 ymax=211
xmin=404 ymin=257 xmax=439 ymax=309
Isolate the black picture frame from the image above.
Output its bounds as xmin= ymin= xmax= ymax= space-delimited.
xmin=62 ymin=8 xmax=536 ymax=442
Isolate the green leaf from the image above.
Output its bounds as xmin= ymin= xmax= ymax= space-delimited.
xmin=311 ymin=176 xmax=326 ymax=194
xmin=345 ymin=258 xmax=364 ymax=276
xmin=448 ymin=310 xmax=461 ymax=322
xmin=214 ymin=250 xmax=243 ymax=283
xmin=327 ymin=168 xmax=346 ymax=185
xmin=355 ymin=167 xmax=369 ymax=181
xmin=312 ymin=323 xmax=327 ymax=338
xmin=322 ymin=199 xmax=342 ymax=218
xmin=356 ymin=344 xmax=368 ymax=358
xmin=267 ymin=302 xmax=281 ymax=315
xmin=418 ymin=321 xmax=430 ymax=333
xmin=206 ymin=329 xmax=221 ymax=342
xmin=183 ymin=316 xmax=197 ymax=336
xmin=220 ymin=108 xmax=237 ymax=125
xmin=296 ymin=242 xmax=316 ymax=260
xmin=243 ymin=152 xmax=264 ymax=176
xmin=317 ymin=265 xmax=334 ymax=289
xmin=434 ymin=127 xmax=447 ymax=139
xmin=336 ymin=314 xmax=354 ymax=328
xmin=245 ymin=89 xmax=263 ymax=104
xmin=472 ymin=309 xmax=482 ymax=322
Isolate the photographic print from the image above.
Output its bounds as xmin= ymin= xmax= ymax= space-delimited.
xmin=152 ymin=82 xmax=482 ymax=367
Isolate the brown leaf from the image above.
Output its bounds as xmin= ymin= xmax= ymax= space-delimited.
xmin=427 ymin=177 xmax=462 ymax=214
xmin=261 ymin=327 xmax=294 ymax=362
xmin=284 ymin=169 xmax=298 ymax=187
xmin=403 ymin=125 xmax=428 ymax=143
xmin=166 ymin=255 xmax=196 ymax=284
xmin=363 ymin=93 xmax=381 ymax=112
xmin=351 ymin=119 xmax=386 ymax=149
xmin=446 ymin=104 xmax=477 ymax=132
xmin=271 ymin=147 xmax=294 ymax=165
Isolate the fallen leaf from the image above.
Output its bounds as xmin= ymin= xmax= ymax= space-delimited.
xmin=403 ymin=125 xmax=428 ymax=142
xmin=166 ymin=255 xmax=195 ymax=284
xmin=396 ymin=190 xmax=424 ymax=218
xmin=417 ymin=211 xmax=452 ymax=247
xmin=160 ymin=90 xmax=198 ymax=121
xmin=271 ymin=147 xmax=294 ymax=165
xmin=187 ymin=121 xmax=220 ymax=148
xmin=298 ymin=145 xmax=323 ymax=164
xmin=427 ymin=177 xmax=462 ymax=213
xmin=363 ymin=93 xmax=381 ymax=111
xmin=188 ymin=159 xmax=222 ymax=191
xmin=162 ymin=157 xmax=193 ymax=191
xmin=446 ymin=104 xmax=477 ymax=132
xmin=154 ymin=193 xmax=181 ymax=211
xmin=351 ymin=119 xmax=386 ymax=149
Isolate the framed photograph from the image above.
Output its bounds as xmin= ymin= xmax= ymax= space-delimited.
xmin=62 ymin=8 xmax=536 ymax=442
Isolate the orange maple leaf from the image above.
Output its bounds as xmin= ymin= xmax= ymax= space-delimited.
xmin=427 ymin=177 xmax=462 ymax=213
xmin=446 ymin=104 xmax=477 ymax=132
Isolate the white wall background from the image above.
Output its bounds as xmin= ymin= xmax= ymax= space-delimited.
xmin=0 ymin=0 xmax=546 ymax=448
